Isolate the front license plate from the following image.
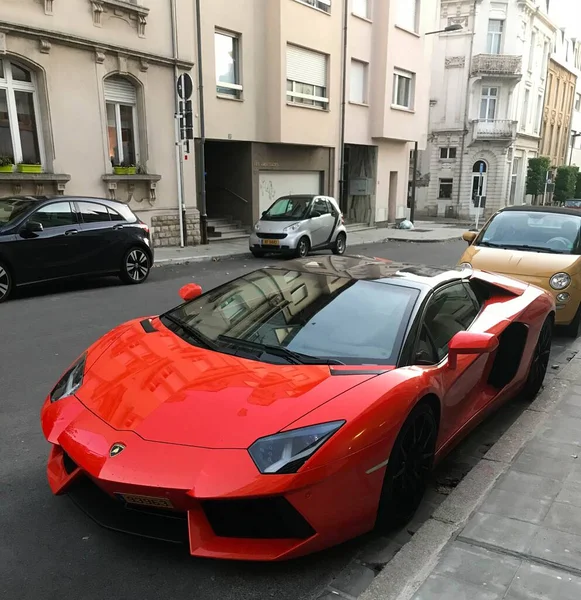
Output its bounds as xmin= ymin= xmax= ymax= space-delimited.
xmin=262 ymin=239 xmax=280 ymax=246
xmin=118 ymin=493 xmax=174 ymax=509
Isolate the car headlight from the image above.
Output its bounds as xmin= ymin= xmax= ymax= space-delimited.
xmin=50 ymin=353 xmax=87 ymax=402
xmin=248 ymin=421 xmax=345 ymax=474
xmin=254 ymin=222 xmax=260 ymax=231
xmin=283 ymin=222 xmax=301 ymax=233
xmin=458 ymin=262 xmax=472 ymax=269
xmin=550 ymin=272 xmax=571 ymax=290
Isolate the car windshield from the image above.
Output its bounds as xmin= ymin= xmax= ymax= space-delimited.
xmin=0 ymin=197 xmax=36 ymax=227
xmin=477 ymin=210 xmax=581 ymax=255
xmin=262 ymin=196 xmax=313 ymax=220
xmin=161 ymin=268 xmax=419 ymax=365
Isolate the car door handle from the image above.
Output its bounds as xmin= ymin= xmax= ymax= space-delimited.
xmin=113 ymin=224 xmax=124 ymax=230
xmin=65 ymin=229 xmax=78 ymax=236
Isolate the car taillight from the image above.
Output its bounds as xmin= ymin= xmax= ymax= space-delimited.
xmin=340 ymin=214 xmax=345 ymax=224
xmin=137 ymin=223 xmax=149 ymax=233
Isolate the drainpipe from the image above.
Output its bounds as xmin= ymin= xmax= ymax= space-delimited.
xmin=457 ymin=0 xmax=477 ymax=215
xmin=170 ymin=0 xmax=185 ymax=247
xmin=338 ymin=0 xmax=349 ymax=214
xmin=195 ymin=0 xmax=208 ymax=245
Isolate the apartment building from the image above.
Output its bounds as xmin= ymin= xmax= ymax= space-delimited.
xmin=198 ymin=0 xmax=435 ymax=237
xmin=0 ymin=0 xmax=198 ymax=246
xmin=417 ymin=0 xmax=556 ymax=221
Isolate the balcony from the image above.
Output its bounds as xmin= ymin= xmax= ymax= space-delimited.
xmin=471 ymin=54 xmax=522 ymax=80
xmin=471 ymin=120 xmax=518 ymax=143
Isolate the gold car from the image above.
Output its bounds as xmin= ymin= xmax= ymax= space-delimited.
xmin=459 ymin=206 xmax=581 ymax=336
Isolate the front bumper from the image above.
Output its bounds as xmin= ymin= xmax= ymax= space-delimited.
xmin=41 ymin=395 xmax=380 ymax=561
xmin=248 ymin=230 xmax=303 ymax=253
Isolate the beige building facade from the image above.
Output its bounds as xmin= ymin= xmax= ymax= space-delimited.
xmin=0 ymin=0 xmax=435 ymax=246
xmin=539 ymin=57 xmax=577 ymax=167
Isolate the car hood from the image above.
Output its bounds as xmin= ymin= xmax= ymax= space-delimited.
xmin=256 ymin=219 xmax=305 ymax=234
xmin=462 ymin=245 xmax=581 ymax=280
xmin=75 ymin=317 xmax=384 ymax=449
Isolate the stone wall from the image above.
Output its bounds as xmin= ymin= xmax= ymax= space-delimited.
xmin=152 ymin=210 xmax=201 ymax=247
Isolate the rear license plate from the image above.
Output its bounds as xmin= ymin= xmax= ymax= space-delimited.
xmin=118 ymin=493 xmax=174 ymax=509
xmin=262 ymin=239 xmax=280 ymax=246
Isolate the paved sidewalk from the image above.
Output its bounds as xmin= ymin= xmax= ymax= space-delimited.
xmin=153 ymin=221 xmax=467 ymax=267
xmin=361 ymin=343 xmax=581 ymax=600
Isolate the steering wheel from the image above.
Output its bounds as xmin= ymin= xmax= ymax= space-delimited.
xmin=546 ymin=237 xmax=571 ymax=250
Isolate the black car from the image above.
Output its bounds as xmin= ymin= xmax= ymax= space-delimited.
xmin=0 ymin=195 xmax=154 ymax=302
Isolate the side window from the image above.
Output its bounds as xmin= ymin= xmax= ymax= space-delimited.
xmin=416 ymin=325 xmax=438 ymax=365
xmin=423 ymin=283 xmax=479 ymax=361
xmin=107 ymin=207 xmax=125 ymax=222
xmin=326 ymin=200 xmax=337 ymax=216
xmin=32 ymin=202 xmax=76 ymax=229
xmin=77 ymin=202 xmax=111 ymax=224
xmin=313 ymin=198 xmax=328 ymax=215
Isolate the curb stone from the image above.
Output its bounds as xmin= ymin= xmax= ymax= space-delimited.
xmin=318 ymin=348 xmax=581 ymax=600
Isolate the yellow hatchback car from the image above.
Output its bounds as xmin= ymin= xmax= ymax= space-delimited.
xmin=459 ymin=206 xmax=581 ymax=337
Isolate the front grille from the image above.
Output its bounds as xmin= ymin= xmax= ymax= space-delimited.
xmin=62 ymin=451 xmax=78 ymax=475
xmin=202 ymin=497 xmax=316 ymax=539
xmin=256 ymin=232 xmax=287 ymax=240
xmin=67 ymin=477 xmax=189 ymax=544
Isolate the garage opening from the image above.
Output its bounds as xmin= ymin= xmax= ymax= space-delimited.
xmin=258 ymin=171 xmax=322 ymax=215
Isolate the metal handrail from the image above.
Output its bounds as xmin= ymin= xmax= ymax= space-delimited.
xmin=208 ymin=186 xmax=249 ymax=204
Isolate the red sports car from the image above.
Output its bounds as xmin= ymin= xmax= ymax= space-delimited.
xmin=41 ymin=255 xmax=554 ymax=561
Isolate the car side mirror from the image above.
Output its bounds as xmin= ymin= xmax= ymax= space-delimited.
xmin=462 ymin=231 xmax=477 ymax=244
xmin=179 ymin=283 xmax=202 ymax=302
xmin=311 ymin=210 xmax=322 ymax=218
xmin=448 ymin=331 xmax=498 ymax=369
xmin=21 ymin=220 xmax=43 ymax=235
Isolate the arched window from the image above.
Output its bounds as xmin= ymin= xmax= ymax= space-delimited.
xmin=472 ymin=160 xmax=488 ymax=204
xmin=0 ymin=59 xmax=42 ymax=165
xmin=104 ymin=76 xmax=140 ymax=167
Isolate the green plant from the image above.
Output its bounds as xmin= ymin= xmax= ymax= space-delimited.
xmin=526 ymin=157 xmax=551 ymax=203
xmin=0 ymin=155 xmax=14 ymax=167
xmin=554 ymin=165 xmax=579 ymax=204
xmin=575 ymin=172 xmax=581 ymax=198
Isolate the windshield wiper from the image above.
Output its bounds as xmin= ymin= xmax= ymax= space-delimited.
xmin=161 ymin=314 xmax=221 ymax=352
xmin=217 ymin=335 xmax=344 ymax=365
xmin=500 ymin=244 xmax=566 ymax=254
xmin=477 ymin=241 xmax=503 ymax=247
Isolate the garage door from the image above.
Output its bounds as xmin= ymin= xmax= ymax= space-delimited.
xmin=259 ymin=171 xmax=322 ymax=214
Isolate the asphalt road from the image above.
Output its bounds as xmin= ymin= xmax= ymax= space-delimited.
xmin=0 ymin=239 xmax=574 ymax=600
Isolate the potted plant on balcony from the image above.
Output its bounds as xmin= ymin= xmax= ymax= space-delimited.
xmin=17 ymin=161 xmax=42 ymax=174
xmin=113 ymin=161 xmax=137 ymax=175
xmin=0 ymin=156 xmax=14 ymax=173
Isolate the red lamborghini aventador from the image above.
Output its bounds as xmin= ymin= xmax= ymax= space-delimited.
xmin=41 ymin=255 xmax=555 ymax=561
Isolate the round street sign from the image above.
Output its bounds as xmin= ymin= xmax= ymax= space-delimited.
xmin=177 ymin=73 xmax=193 ymax=100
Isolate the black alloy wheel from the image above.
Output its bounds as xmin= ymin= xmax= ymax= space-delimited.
xmin=522 ymin=316 xmax=553 ymax=399
xmin=296 ymin=237 xmax=310 ymax=258
xmin=120 ymin=247 xmax=151 ymax=284
xmin=376 ymin=402 xmax=438 ymax=532
xmin=0 ymin=262 xmax=13 ymax=303
xmin=332 ymin=232 xmax=347 ymax=256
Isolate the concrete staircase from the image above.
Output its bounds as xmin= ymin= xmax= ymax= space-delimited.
xmin=346 ymin=222 xmax=376 ymax=233
xmin=207 ymin=217 xmax=250 ymax=241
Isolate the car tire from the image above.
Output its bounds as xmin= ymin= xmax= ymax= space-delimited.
xmin=332 ymin=232 xmax=347 ymax=255
xmin=564 ymin=305 xmax=581 ymax=338
xmin=296 ymin=237 xmax=310 ymax=258
xmin=251 ymin=249 xmax=266 ymax=258
xmin=521 ymin=316 xmax=553 ymax=399
xmin=120 ymin=246 xmax=151 ymax=285
xmin=375 ymin=402 xmax=438 ymax=533
xmin=0 ymin=261 xmax=13 ymax=303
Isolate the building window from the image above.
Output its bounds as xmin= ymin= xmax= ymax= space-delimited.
xmin=480 ymin=87 xmax=498 ymax=121
xmin=393 ymin=69 xmax=415 ymax=109
xmin=509 ymin=157 xmax=521 ymax=205
xmin=535 ymin=93 xmax=543 ymax=134
xmin=440 ymin=147 xmax=457 ymax=159
xmin=0 ymin=58 xmax=42 ymax=165
xmin=104 ymin=76 xmax=139 ymax=167
xmin=521 ymin=88 xmax=530 ymax=130
xmin=215 ymin=30 xmax=242 ymax=99
xmin=528 ymin=31 xmax=536 ymax=72
xmin=297 ymin=0 xmax=331 ymax=13
xmin=286 ymin=45 xmax=328 ymax=109
xmin=395 ymin=0 xmax=419 ymax=33
xmin=575 ymin=93 xmax=581 ymax=112
xmin=352 ymin=0 xmax=370 ymax=19
xmin=438 ymin=178 xmax=453 ymax=199
xmin=541 ymin=41 xmax=549 ymax=79
xmin=350 ymin=59 xmax=368 ymax=104
xmin=487 ymin=20 xmax=503 ymax=54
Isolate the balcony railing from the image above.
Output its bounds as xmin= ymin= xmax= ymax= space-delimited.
xmin=472 ymin=120 xmax=518 ymax=141
xmin=471 ymin=54 xmax=522 ymax=77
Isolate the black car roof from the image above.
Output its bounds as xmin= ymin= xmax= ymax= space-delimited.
xmin=499 ymin=205 xmax=581 ymax=218
xmin=5 ymin=195 xmax=131 ymax=209
xmin=275 ymin=255 xmax=465 ymax=288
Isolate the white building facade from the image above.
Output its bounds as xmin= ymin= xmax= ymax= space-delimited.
xmin=418 ymin=0 xmax=555 ymax=221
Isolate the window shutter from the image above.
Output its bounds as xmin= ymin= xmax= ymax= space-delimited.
xmin=350 ymin=60 xmax=366 ymax=103
xmin=104 ymin=77 xmax=137 ymax=104
xmin=286 ymin=45 xmax=327 ymax=87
